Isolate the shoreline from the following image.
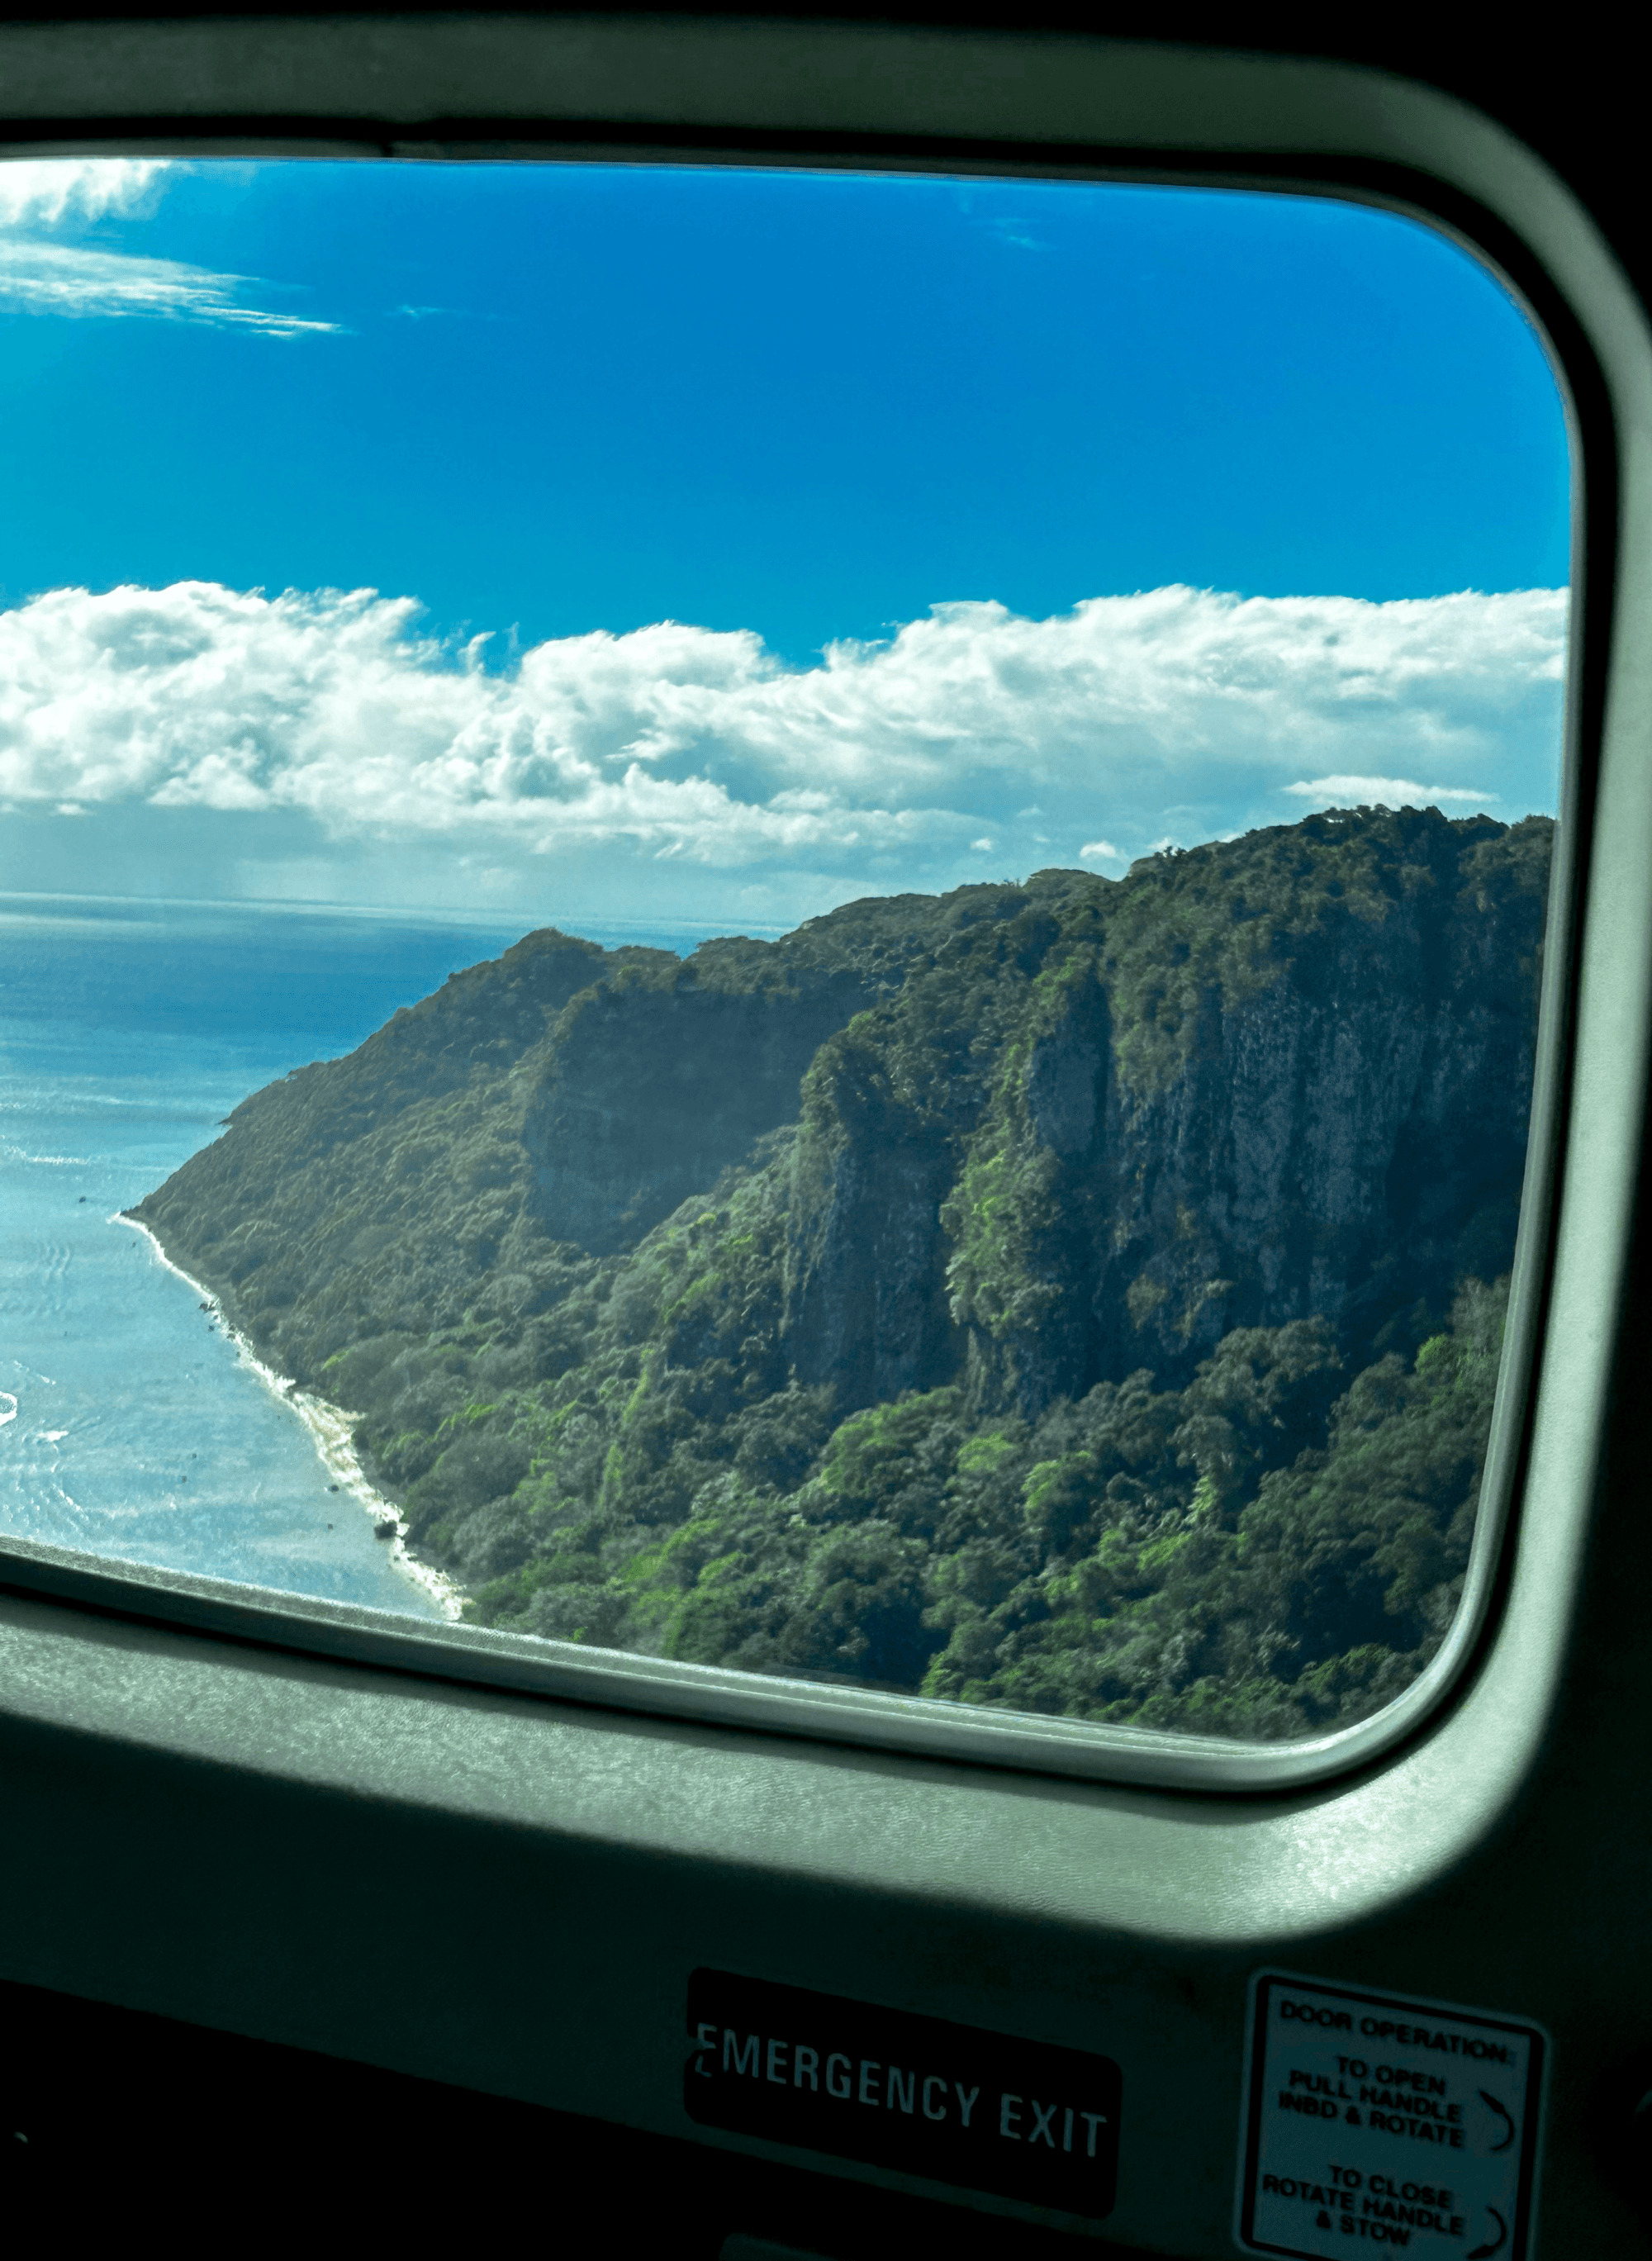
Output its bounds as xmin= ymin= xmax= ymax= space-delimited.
xmin=115 ymin=1214 xmax=463 ymax=1622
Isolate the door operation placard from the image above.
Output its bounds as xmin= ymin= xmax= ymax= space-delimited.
xmin=1236 ymin=1973 xmax=1546 ymax=2259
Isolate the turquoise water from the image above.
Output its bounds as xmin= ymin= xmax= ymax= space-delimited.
xmin=0 ymin=894 xmax=728 ymax=1613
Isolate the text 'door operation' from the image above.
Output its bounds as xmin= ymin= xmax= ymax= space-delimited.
xmin=1237 ymin=1974 xmax=1545 ymax=2260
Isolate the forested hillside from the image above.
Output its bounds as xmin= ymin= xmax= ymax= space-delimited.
xmin=134 ymin=805 xmax=1551 ymax=1738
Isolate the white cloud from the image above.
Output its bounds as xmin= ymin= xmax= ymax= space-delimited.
xmin=0 ymin=239 xmax=340 ymax=335
xmin=0 ymin=582 xmax=1568 ymax=890
xmin=1284 ymin=773 xmax=1497 ymax=809
xmin=596 ymin=584 xmax=1564 ymax=800
xmin=0 ymin=160 xmax=338 ymax=335
xmin=0 ymin=159 xmax=169 ymax=227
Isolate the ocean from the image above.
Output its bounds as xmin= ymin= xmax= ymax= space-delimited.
xmin=0 ymin=892 xmax=733 ymax=1617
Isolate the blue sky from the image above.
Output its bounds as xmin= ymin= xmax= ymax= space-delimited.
xmin=0 ymin=158 xmax=1570 ymax=926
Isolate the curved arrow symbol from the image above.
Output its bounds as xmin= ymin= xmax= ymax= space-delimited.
xmin=1479 ymin=2088 xmax=1517 ymax=2153
xmin=1467 ymin=2205 xmax=1507 ymax=2259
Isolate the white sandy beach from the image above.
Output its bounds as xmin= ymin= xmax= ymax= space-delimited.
xmin=116 ymin=1214 xmax=463 ymax=1620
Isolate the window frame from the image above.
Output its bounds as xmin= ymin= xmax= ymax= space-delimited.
xmin=0 ymin=15 xmax=1608 ymax=1796
xmin=2 ymin=19 xmax=1648 ymax=2250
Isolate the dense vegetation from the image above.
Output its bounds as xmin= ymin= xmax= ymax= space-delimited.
xmin=135 ymin=805 xmax=1551 ymax=1738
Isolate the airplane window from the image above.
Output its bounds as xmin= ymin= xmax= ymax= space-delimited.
xmin=0 ymin=155 xmax=1570 ymax=1755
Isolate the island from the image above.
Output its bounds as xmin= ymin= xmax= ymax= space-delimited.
xmin=132 ymin=803 xmax=1550 ymax=1738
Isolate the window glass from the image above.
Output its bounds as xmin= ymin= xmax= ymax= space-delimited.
xmin=0 ymin=158 xmax=1569 ymax=1738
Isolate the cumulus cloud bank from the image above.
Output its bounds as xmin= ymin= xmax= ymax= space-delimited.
xmin=0 ymin=580 xmax=1567 ymax=908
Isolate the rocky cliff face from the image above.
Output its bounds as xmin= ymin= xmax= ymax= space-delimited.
xmin=140 ymin=809 xmax=1547 ymax=1421
xmin=518 ymin=895 xmax=1028 ymax=1255
xmin=776 ymin=810 xmax=1549 ymax=1418
xmin=131 ymin=805 xmax=1552 ymax=1732
xmin=522 ymin=960 xmax=876 ymax=1254
xmin=131 ymin=884 xmax=992 ymax=1370
xmin=779 ymin=1019 xmax=965 ymax=1408
xmin=1091 ymin=870 xmax=1536 ymax=1379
